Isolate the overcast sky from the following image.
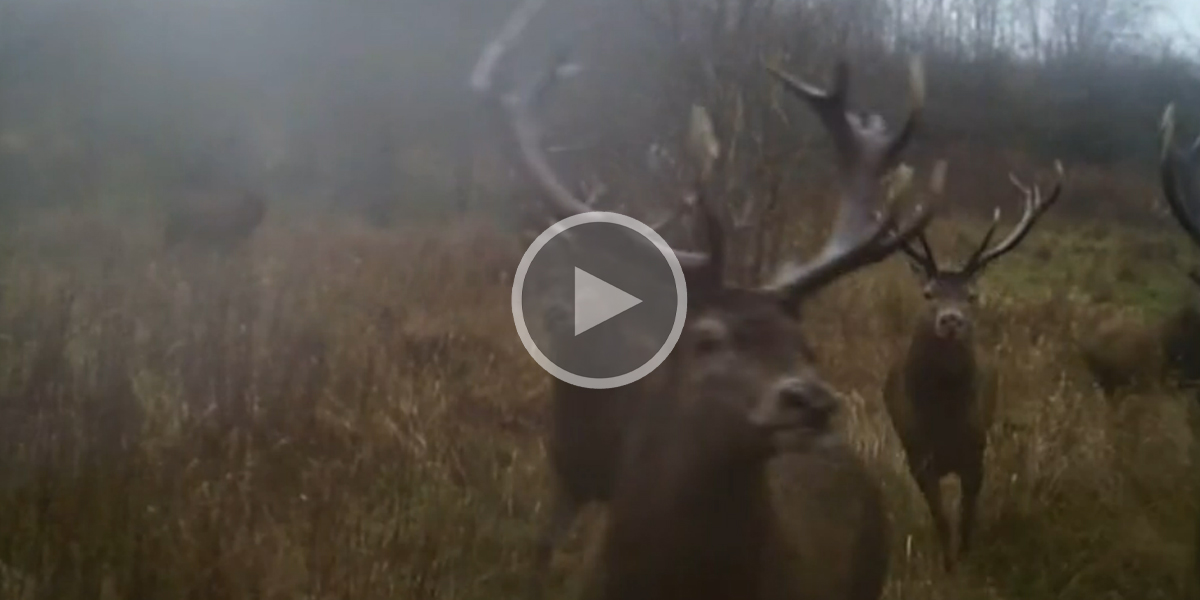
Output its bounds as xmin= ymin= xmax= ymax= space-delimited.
xmin=1155 ymin=0 xmax=1200 ymax=50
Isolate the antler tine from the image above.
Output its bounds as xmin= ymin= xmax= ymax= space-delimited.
xmin=767 ymin=199 xmax=937 ymax=306
xmin=963 ymin=162 xmax=1065 ymax=276
xmin=960 ymin=206 xmax=1002 ymax=273
xmin=1159 ymin=103 xmax=1200 ymax=248
xmin=469 ymin=0 xmax=546 ymax=96
xmin=764 ymin=57 xmax=923 ymax=173
xmin=470 ymin=0 xmax=588 ymax=222
xmin=471 ymin=0 xmax=711 ymax=270
xmin=901 ymin=230 xmax=940 ymax=276
xmin=917 ymin=228 xmax=938 ymax=264
xmin=881 ymin=57 xmax=926 ymax=170
xmin=647 ymin=204 xmax=684 ymax=231
xmin=764 ymin=61 xmax=855 ymax=167
xmin=762 ymin=57 xmax=929 ymax=304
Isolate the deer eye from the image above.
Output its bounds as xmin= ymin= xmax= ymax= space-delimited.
xmin=922 ymin=287 xmax=934 ymax=299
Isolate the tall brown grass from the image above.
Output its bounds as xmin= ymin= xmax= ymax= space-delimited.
xmin=0 ymin=209 xmax=1194 ymax=600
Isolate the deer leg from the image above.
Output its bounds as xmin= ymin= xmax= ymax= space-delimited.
xmin=527 ymin=490 xmax=583 ymax=600
xmin=959 ymin=463 xmax=983 ymax=558
xmin=535 ymin=489 xmax=581 ymax=570
xmin=914 ymin=467 xmax=954 ymax=572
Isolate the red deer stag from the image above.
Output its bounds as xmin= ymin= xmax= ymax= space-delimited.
xmin=884 ymin=162 xmax=1064 ymax=572
xmin=1077 ymin=107 xmax=1200 ymax=399
xmin=1159 ymin=103 xmax=1200 ymax=591
xmin=163 ymin=189 xmax=267 ymax=250
xmin=472 ymin=1 xmax=934 ymax=598
xmin=1159 ymin=104 xmax=1200 ymax=395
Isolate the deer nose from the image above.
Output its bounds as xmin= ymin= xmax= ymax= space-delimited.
xmin=777 ymin=379 xmax=837 ymax=428
xmin=936 ymin=309 xmax=967 ymax=336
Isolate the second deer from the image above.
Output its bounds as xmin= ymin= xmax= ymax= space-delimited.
xmin=883 ymin=163 xmax=1064 ymax=572
xmin=163 ymin=189 xmax=267 ymax=250
xmin=1155 ymin=104 xmax=1200 ymax=397
xmin=1158 ymin=103 xmax=1200 ymax=591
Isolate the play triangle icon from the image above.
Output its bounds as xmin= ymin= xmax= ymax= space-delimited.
xmin=574 ymin=267 xmax=643 ymax=335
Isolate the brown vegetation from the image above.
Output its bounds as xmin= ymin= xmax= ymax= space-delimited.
xmin=0 ymin=204 xmax=1194 ymax=600
xmin=0 ymin=144 xmax=1197 ymax=600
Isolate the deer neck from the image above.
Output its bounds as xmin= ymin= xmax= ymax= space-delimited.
xmin=906 ymin=320 xmax=978 ymax=392
xmin=601 ymin=399 xmax=777 ymax=599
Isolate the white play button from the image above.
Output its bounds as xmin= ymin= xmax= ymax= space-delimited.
xmin=574 ymin=267 xmax=643 ymax=335
xmin=511 ymin=211 xmax=688 ymax=389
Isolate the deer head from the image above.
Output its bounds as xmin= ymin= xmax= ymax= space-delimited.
xmin=901 ymin=162 xmax=1064 ymax=343
xmin=472 ymin=0 xmax=935 ymax=455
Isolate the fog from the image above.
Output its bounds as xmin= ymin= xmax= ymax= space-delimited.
xmin=0 ymin=0 xmax=508 ymax=218
xmin=1 ymin=0 xmax=1198 ymax=225
xmin=0 ymin=2 xmax=1199 ymax=597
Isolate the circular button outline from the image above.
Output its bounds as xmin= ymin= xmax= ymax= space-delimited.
xmin=511 ymin=211 xmax=688 ymax=390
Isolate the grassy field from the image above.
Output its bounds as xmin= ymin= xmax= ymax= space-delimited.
xmin=0 ymin=206 xmax=1196 ymax=600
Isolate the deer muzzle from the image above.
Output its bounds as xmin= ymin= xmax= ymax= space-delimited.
xmin=934 ymin=308 xmax=969 ymax=340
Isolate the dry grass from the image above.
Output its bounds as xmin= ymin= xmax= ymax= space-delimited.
xmin=0 ymin=208 xmax=1195 ymax=600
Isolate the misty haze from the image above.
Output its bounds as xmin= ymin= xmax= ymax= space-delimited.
xmin=1 ymin=0 xmax=1200 ymax=598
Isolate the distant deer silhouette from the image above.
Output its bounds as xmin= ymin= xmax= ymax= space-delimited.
xmin=1158 ymin=103 xmax=1200 ymax=593
xmin=163 ymin=189 xmax=266 ymax=250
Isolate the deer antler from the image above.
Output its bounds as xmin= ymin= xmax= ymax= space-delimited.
xmin=471 ymin=0 xmax=715 ymax=276
xmin=898 ymin=160 xmax=948 ymax=277
xmin=763 ymin=58 xmax=936 ymax=306
xmin=1160 ymin=103 xmax=1200 ymax=249
xmin=959 ymin=160 xmax=1065 ymax=277
xmin=900 ymin=231 xmax=941 ymax=277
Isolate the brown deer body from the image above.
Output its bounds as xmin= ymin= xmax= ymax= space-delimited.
xmin=1162 ymin=298 xmax=1200 ymax=391
xmin=1081 ymin=108 xmax=1200 ymax=401
xmin=164 ymin=190 xmax=266 ymax=250
xmin=1077 ymin=304 xmax=1200 ymax=397
xmin=1158 ymin=104 xmax=1200 ymax=592
xmin=884 ymin=165 xmax=1064 ymax=571
xmin=602 ymin=331 xmax=890 ymax=600
xmin=883 ymin=291 xmax=998 ymax=572
xmin=472 ymin=2 xmax=934 ymax=597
